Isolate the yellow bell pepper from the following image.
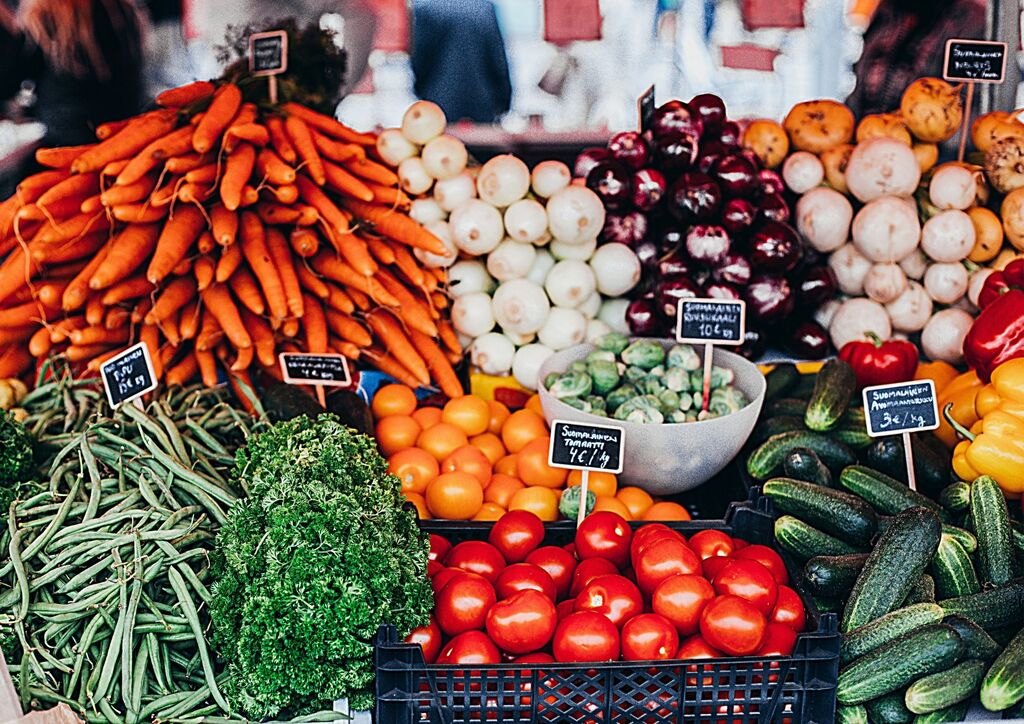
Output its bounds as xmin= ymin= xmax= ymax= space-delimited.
xmin=991 ymin=358 xmax=1024 ymax=403
xmin=952 ymin=440 xmax=979 ymax=481
xmin=946 ymin=406 xmax=1024 ymax=495
xmin=934 ymin=371 xmax=983 ymax=448
xmin=914 ymin=360 xmax=959 ymax=396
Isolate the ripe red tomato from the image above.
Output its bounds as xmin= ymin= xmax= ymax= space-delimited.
xmin=429 ymin=534 xmax=452 ymax=563
xmin=634 ymin=537 xmax=702 ymax=596
xmin=513 ymin=652 xmax=554 ymax=664
xmin=711 ymin=559 xmax=779 ymax=615
xmin=431 ymin=567 xmax=466 ymax=595
xmin=575 ymin=511 xmax=633 ymax=568
xmin=733 ymin=544 xmax=788 ymax=585
xmin=757 ymin=622 xmax=797 ymax=657
xmin=688 ymin=530 xmax=734 ymax=560
xmin=525 ymin=546 xmax=576 ymax=599
xmin=570 ymin=557 xmax=619 ymax=596
xmin=620 ymin=613 xmax=679 ymax=661
xmin=769 ymin=585 xmax=806 ymax=632
xmin=676 ymin=634 xmax=723 ymax=660
xmin=436 ymin=630 xmax=501 ymax=665
xmin=574 ymin=574 xmax=643 ymax=627
xmin=427 ymin=559 xmax=444 ymax=578
xmin=488 ymin=510 xmax=545 ymax=563
xmin=651 ymin=573 xmax=715 ymax=636
xmin=485 ymin=589 xmax=558 ymax=654
xmin=700 ymin=556 xmax=734 ymax=580
xmin=732 ymin=538 xmax=749 ymax=549
xmin=404 ymin=615 xmax=443 ymax=663
xmin=556 ymin=599 xmax=576 ymax=621
xmin=699 ymin=594 xmax=767 ymax=656
xmin=446 ymin=541 xmax=507 ymax=583
xmin=552 ymin=611 xmax=620 ymax=662
xmin=434 ymin=572 xmax=497 ymax=636
xmin=630 ymin=524 xmax=678 ymax=558
xmin=495 ymin=563 xmax=557 ymax=601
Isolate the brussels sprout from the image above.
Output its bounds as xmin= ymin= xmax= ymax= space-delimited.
xmin=544 ymin=372 xmax=561 ymax=390
xmin=685 ymin=410 xmax=699 ymax=422
xmin=613 ymin=396 xmax=664 ymax=424
xmin=588 ymin=360 xmax=621 ymax=396
xmin=668 ymin=410 xmax=689 ymax=423
xmin=559 ymin=485 xmax=596 ymax=520
xmin=606 ymin=384 xmax=637 ymax=413
xmin=691 ymin=391 xmax=703 ymax=409
xmin=590 ymin=408 xmax=608 ymax=417
xmin=587 ymin=350 xmax=616 ymax=364
xmin=690 ymin=370 xmax=705 ymax=391
xmin=677 ymin=391 xmax=693 ymax=412
xmin=596 ymin=332 xmax=630 ymax=355
xmin=709 ymin=386 xmax=748 ymax=416
xmin=563 ymin=396 xmax=593 ymax=413
xmin=657 ymin=390 xmax=680 ymax=416
xmin=621 ymin=340 xmax=666 ymax=370
xmin=585 ymin=395 xmax=607 ymax=412
xmin=550 ymin=372 xmax=592 ymax=399
xmin=665 ymin=367 xmax=691 ymax=393
xmin=625 ymin=365 xmax=648 ymax=383
xmin=649 ymin=365 xmax=666 ymax=377
xmin=711 ymin=366 xmax=736 ymax=388
xmin=616 ymin=362 xmax=627 ymax=376
xmin=667 ymin=344 xmax=701 ymax=371
xmin=637 ymin=374 xmax=666 ymax=396
xmin=570 ymin=360 xmax=588 ymax=375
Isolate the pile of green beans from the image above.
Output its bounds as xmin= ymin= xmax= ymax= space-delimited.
xmin=1 ymin=370 xmax=268 ymax=724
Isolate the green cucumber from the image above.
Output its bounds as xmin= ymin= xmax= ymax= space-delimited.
xmin=774 ymin=516 xmax=862 ymax=560
xmin=865 ymin=691 xmax=913 ymax=724
xmin=792 ymin=373 xmax=818 ymax=398
xmin=863 ymin=437 xmax=949 ymax=497
xmin=904 ymin=574 xmax=936 ymax=605
xmin=753 ymin=415 xmax=805 ymax=444
xmin=837 ymin=625 xmax=965 ymax=705
xmin=905 ymin=659 xmax=987 ymax=714
xmin=939 ymin=481 xmax=971 ymax=513
xmin=765 ymin=363 xmax=799 ymax=401
xmin=836 ymin=704 xmax=869 ymax=724
xmin=940 ymin=524 xmax=976 ymax=554
xmin=805 ymin=358 xmax=856 ymax=431
xmin=969 ymin=476 xmax=1014 ymax=586
xmin=912 ymin=701 xmax=969 ymax=724
xmin=804 ymin=553 xmax=869 ymax=597
xmin=763 ymin=478 xmax=878 ymax=545
xmin=840 ymin=603 xmax=944 ymax=664
xmin=830 ymin=425 xmax=873 ymax=450
xmin=839 ymin=466 xmax=945 ymax=518
xmin=930 ymin=534 xmax=980 ymax=599
xmin=1005 ymin=698 xmax=1024 ymax=720
xmin=1012 ymin=521 xmax=1024 ymax=554
xmin=938 ymin=582 xmax=1024 ymax=631
xmin=842 ymin=507 xmax=942 ymax=633
xmin=766 ymin=397 xmax=807 ymax=417
xmin=980 ymin=625 xmax=1024 ymax=711
xmin=782 ymin=448 xmax=833 ymax=487
xmin=943 ymin=615 xmax=1001 ymax=661
xmin=747 ymin=431 xmax=856 ymax=480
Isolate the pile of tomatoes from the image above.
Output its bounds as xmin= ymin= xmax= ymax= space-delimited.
xmin=406 ymin=509 xmax=807 ymax=666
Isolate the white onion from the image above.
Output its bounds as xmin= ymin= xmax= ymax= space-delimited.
xmin=491 ymin=279 xmax=550 ymax=335
xmin=598 ymin=298 xmax=631 ymax=334
xmin=526 ymin=249 xmax=556 ymax=285
xmin=433 ymin=172 xmax=476 ymax=212
xmin=550 ymin=237 xmax=597 ymax=261
xmin=451 ymin=292 xmax=496 ymax=337
xmin=375 ymin=128 xmax=418 ymax=167
xmin=513 ymin=343 xmax=555 ymax=390
xmin=844 ymin=137 xmax=921 ymax=202
xmin=502 ymin=330 xmax=535 ymax=346
xmin=398 ymin=157 xmax=434 ymax=195
xmin=898 ymin=248 xmax=929 ymax=280
xmin=828 ymin=243 xmax=873 ymax=295
xmin=531 ymin=160 xmax=572 ymax=198
xmin=968 ymin=269 xmax=994 ymax=307
xmin=921 ymin=308 xmax=972 ymax=364
xmin=401 ymin=100 xmax=446 ymax=145
xmin=852 ymin=196 xmax=921 ymax=262
xmin=537 ymin=307 xmax=587 ymax=351
xmin=885 ymin=281 xmax=933 ymax=332
xmin=447 ymin=260 xmax=494 ymax=298
xmin=920 ymin=210 xmax=975 ymax=262
xmin=547 ymin=186 xmax=606 ymax=244
xmin=577 ymin=291 xmax=602 ymax=318
xmin=449 ymin=199 xmax=504 ymax=255
xmin=504 ymin=199 xmax=549 ymax=243
xmin=486 ymin=239 xmax=536 ymax=281
xmin=796 ymin=187 xmax=852 ymax=253
xmin=829 ymin=298 xmax=892 ymax=349
xmin=863 ymin=263 xmax=908 ymax=304
xmin=813 ymin=299 xmax=842 ymax=330
xmin=585 ymin=318 xmax=613 ymax=342
xmin=589 ymin=243 xmax=641 ymax=296
xmin=477 ymin=154 xmax=531 ymax=207
xmin=544 ymin=259 xmax=597 ymax=308
xmin=413 ymin=220 xmax=458 ymax=268
xmin=782 ymin=151 xmax=825 ymax=194
xmin=470 ymin=332 xmax=516 ymax=375
xmin=421 ymin=135 xmax=468 ymax=181
xmin=409 ymin=198 xmax=446 ymax=226
xmin=929 ymin=164 xmax=976 ymax=210
xmin=923 ymin=262 xmax=969 ymax=304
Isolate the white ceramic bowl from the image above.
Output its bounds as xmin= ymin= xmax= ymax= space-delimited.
xmin=537 ymin=339 xmax=766 ymax=495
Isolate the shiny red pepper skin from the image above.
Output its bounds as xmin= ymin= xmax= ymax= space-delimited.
xmin=838 ymin=334 xmax=919 ymax=389
xmin=964 ymin=288 xmax=1024 ymax=382
xmin=977 ymin=259 xmax=1024 ymax=310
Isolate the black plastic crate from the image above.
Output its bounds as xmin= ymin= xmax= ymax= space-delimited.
xmin=374 ymin=491 xmax=840 ymax=724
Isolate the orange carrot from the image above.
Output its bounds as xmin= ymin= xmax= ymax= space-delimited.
xmin=160 ymin=343 xmax=177 ymax=367
xmin=239 ymin=211 xmax=288 ymax=321
xmin=363 ymin=347 xmax=423 ymax=388
xmin=36 ymin=144 xmax=93 ymax=169
xmin=196 ymin=311 xmax=222 ymax=351
xmin=177 ymin=183 xmax=215 ymax=205
xmin=264 ymin=184 xmax=299 ymax=205
xmin=220 ymin=143 xmax=257 ymax=211
xmin=115 ymin=125 xmax=194 ymax=186
xmin=296 ymin=205 xmax=319 ymax=226
xmin=112 ymin=203 xmax=166 ymax=224
xmin=37 ymin=172 xmax=99 ymax=209
xmin=330 ymin=338 xmax=360 ymax=360
xmin=239 ymin=185 xmax=259 ymax=207
xmin=105 ymin=307 xmax=131 ymax=330
xmin=311 ymin=131 xmax=366 ymax=163
xmin=17 ymin=169 xmax=71 ymax=203
xmin=131 ymin=297 xmax=152 ymax=324
xmin=366 ymin=235 xmax=396 ymax=265
xmin=310 ymin=253 xmax=398 ymax=306
xmin=146 ymin=276 xmax=197 ymax=323
xmin=0 ymin=299 xmax=56 ymax=328
xmin=34 ymin=279 xmax=72 ymax=307
xmin=100 ymin=175 xmax=158 ymax=206
xmin=0 ymin=346 xmax=34 ymax=377
xmin=194 ymin=255 xmax=215 ymax=291
xmin=282 ymin=102 xmax=376 ymax=145
xmin=227 ymin=370 xmax=259 ymax=415
xmin=146 ymin=205 xmax=205 ymax=283
xmin=200 ymin=284 xmax=251 ymax=349
xmin=431 ymin=292 xmax=447 ymax=311
xmin=165 ymin=153 xmax=209 ymax=174
xmin=289 ymin=228 xmax=319 ymax=258
xmin=322 ymin=159 xmax=374 ymax=202
xmin=265 ymin=116 xmax=297 ymax=163
xmin=156 ymin=80 xmax=216 ymax=108
xmin=347 ymin=287 xmax=371 ymax=311
xmin=295 ymin=176 xmax=350 ymax=234
xmin=215 ymin=242 xmax=243 ymax=283
xmin=0 ymin=325 xmax=35 ymax=346
xmin=62 ymin=245 xmax=109 ymax=310
xmin=17 ymin=196 xmax=85 ymax=224
xmin=49 ymin=316 xmax=87 ymax=343
xmin=139 ymin=324 xmax=163 ymax=378
xmin=282 ymin=318 xmax=299 ymax=337
xmin=179 ymin=299 xmax=201 ymax=340
xmin=166 ymin=353 xmax=199 ymax=385
xmin=325 ymin=285 xmax=355 ymax=314
xmin=367 ymin=182 xmax=411 ymax=207
xmin=79 ymin=195 xmax=102 ymax=214
xmin=408 ymin=327 xmax=463 ymax=398
xmin=95 ymin=119 xmax=128 ymax=140
xmin=191 ymin=83 xmax=242 ymax=154
xmin=73 ymin=110 xmax=178 ymax=173
xmin=344 ymin=157 xmax=399 ymax=186
xmin=256 ymin=148 xmax=297 ymax=185
xmin=239 ymin=307 xmax=276 ymax=368
xmin=28 ymin=326 xmax=52 ymax=356
xmin=284 ymin=116 xmax=325 ymax=185
xmin=296 ymin=262 xmax=329 ymax=298
xmin=265 ymin=228 xmax=304 ymax=318
xmin=385 ymin=240 xmax=426 ymax=287
xmin=195 ymin=348 xmax=218 ymax=387
xmin=102 ymin=159 xmax=130 ymax=177
xmin=228 ymin=266 xmax=266 ymax=315
xmin=88 ymin=223 xmax=159 ymax=290
xmin=161 ymin=308 xmax=182 ymax=346
xmin=225 ymin=123 xmax=269 ymax=148
xmin=341 ymin=199 xmax=448 ymax=255
xmin=365 ymin=309 xmax=430 ymax=385
xmin=332 ymin=233 xmax=377 ymax=276
xmin=184 ymin=164 xmax=218 ymax=185
xmin=209 ymin=205 xmax=237 ymax=246
xmin=297 ymin=293 xmax=326 ymax=353
xmin=196 ymin=230 xmax=215 ymax=255
xmin=70 ymin=326 xmax=130 ymax=346
xmin=149 ymin=181 xmax=179 ymax=207
xmin=324 ymin=308 xmax=372 ymax=346
xmin=375 ymin=269 xmax=438 ymax=336
xmin=0 ymin=196 xmax=19 ymax=236
xmin=438 ymin=320 xmax=462 ymax=356
xmin=31 ymin=227 xmax=107 ymax=263
xmin=85 ymin=293 xmax=105 ymax=325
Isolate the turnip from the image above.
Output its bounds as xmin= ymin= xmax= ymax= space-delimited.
xmin=1001 ymin=188 xmax=1024 ymax=249
xmin=376 ymin=128 xmax=418 ymax=167
xmin=531 ymin=160 xmax=572 ymax=198
xmin=537 ymin=307 xmax=587 ymax=351
xmin=598 ymin=298 xmax=630 ymax=334
xmin=921 ymin=308 xmax=972 ymax=364
xmin=550 ymin=237 xmax=597 ymax=261
xmin=544 ymin=260 xmax=597 ymax=308
xmin=578 ymin=291 xmax=602 ymax=318
xmin=828 ymin=243 xmax=873 ymax=295
xmin=586 ymin=318 xmax=613 ymax=342
xmin=502 ymin=330 xmax=536 ymax=346
xmin=984 ymin=136 xmax=1024 ymax=194
xmin=863 ymin=263 xmax=908 ymax=304
xmin=920 ymin=210 xmax=975 ymax=262
xmin=449 ymin=199 xmax=504 ymax=255
xmin=968 ymin=268 xmax=994 ymax=307
xmin=486 ymin=239 xmax=536 ymax=281
xmin=451 ymin=292 xmax=496 ymax=337
xmin=814 ymin=299 xmax=841 ymax=330
xmin=844 ymin=137 xmax=921 ymax=202
xmin=590 ymin=243 xmax=641 ymax=296
xmin=398 ymin=157 xmax=433 ymax=195
xmin=547 ymin=185 xmax=606 ymax=244
xmin=782 ymin=151 xmax=825 ymax=194
xmin=923 ymin=262 xmax=969 ymax=304
xmin=504 ymin=199 xmax=549 ymax=243
xmin=413 ymin=220 xmax=458 ymax=268
xmin=852 ymin=196 xmax=921 ymax=262
xmin=401 ymin=100 xmax=446 ymax=144
xmin=477 ymin=154 xmax=531 ymax=207
xmin=898 ymin=248 xmax=929 ymax=280
xmin=448 ymin=260 xmax=494 ymax=298
xmin=885 ymin=281 xmax=932 ymax=333
xmin=513 ymin=343 xmax=555 ymax=389
xmin=928 ymin=164 xmax=976 ymax=210
xmin=470 ymin=332 xmax=516 ymax=375
xmin=796 ymin=187 xmax=852 ymax=253
xmin=829 ymin=297 xmax=892 ymax=349
xmin=409 ymin=198 xmax=445 ymax=226
xmin=492 ymin=279 xmax=550 ymax=335
xmin=526 ymin=249 xmax=556 ymax=285
xmin=421 ymin=135 xmax=468 ymax=181
xmin=433 ymin=171 xmax=476 ymax=212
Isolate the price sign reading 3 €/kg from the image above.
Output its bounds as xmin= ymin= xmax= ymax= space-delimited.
xmin=548 ymin=420 xmax=625 ymax=526
xmin=101 ymin=342 xmax=157 ymax=409
xmin=862 ymin=379 xmax=939 ymax=491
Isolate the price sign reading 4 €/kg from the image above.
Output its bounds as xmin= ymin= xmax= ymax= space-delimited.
xmin=279 ymin=352 xmax=351 ymax=407
xmin=548 ymin=420 xmax=625 ymax=526
xmin=862 ymin=379 xmax=939 ymax=491
xmin=101 ymin=342 xmax=157 ymax=409
xmin=249 ymin=29 xmax=288 ymax=103
xmin=677 ymin=298 xmax=745 ymax=414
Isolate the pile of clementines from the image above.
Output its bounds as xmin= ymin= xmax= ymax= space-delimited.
xmin=371 ymin=385 xmax=692 ymax=522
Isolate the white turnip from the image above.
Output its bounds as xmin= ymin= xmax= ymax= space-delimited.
xmin=547 ymin=186 xmax=606 ymax=244
xmin=829 ymin=243 xmax=873 ymax=295
xmin=477 ymin=155 xmax=531 ymax=207
xmin=845 ymin=137 xmax=921 ymax=202
xmin=928 ymin=164 xmax=976 ymax=210
xmin=487 ymin=239 xmax=536 ymax=281
xmin=829 ymin=297 xmax=892 ymax=349
xmin=863 ymin=263 xmax=908 ymax=304
xmin=433 ymin=171 xmax=476 ymax=212
xmin=796 ymin=187 xmax=852 ymax=253
xmin=470 ymin=333 xmax=516 ymax=375
xmin=782 ymin=152 xmax=825 ymax=194
xmin=376 ymin=128 xmax=418 ymax=167
xmin=504 ymin=199 xmax=549 ymax=243
xmin=398 ymin=156 xmax=434 ymax=195
xmin=921 ymin=308 xmax=972 ymax=364
xmin=513 ymin=343 xmax=555 ymax=389
xmin=413 ymin=220 xmax=458 ymax=268
xmin=852 ymin=196 xmax=921 ymax=262
xmin=421 ymin=135 xmax=468 ymax=181
xmin=448 ymin=260 xmax=494 ymax=298
xmin=590 ymin=243 xmax=641 ymax=296
xmin=401 ymin=101 xmax=446 ymax=144
xmin=532 ymin=160 xmax=572 ymax=198
xmin=449 ymin=199 xmax=504 ymax=255
xmin=452 ymin=292 xmax=496 ymax=337
xmin=885 ymin=281 xmax=932 ymax=332
xmin=544 ymin=260 xmax=597 ymax=308
xmin=920 ymin=210 xmax=975 ymax=262
xmin=492 ymin=279 xmax=550 ymax=335
xmin=537 ymin=307 xmax=587 ymax=350
xmin=898 ymin=248 xmax=929 ymax=280
xmin=923 ymin=262 xmax=969 ymax=304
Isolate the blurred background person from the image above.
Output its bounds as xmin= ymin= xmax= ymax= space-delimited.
xmin=411 ymin=0 xmax=512 ymax=123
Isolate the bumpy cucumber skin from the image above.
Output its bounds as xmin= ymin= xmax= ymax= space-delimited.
xmin=904 ymin=659 xmax=987 ymax=714
xmin=774 ymin=515 xmax=861 ymax=560
xmin=804 ymin=358 xmax=855 ymax=432
xmin=930 ymin=534 xmax=980 ymax=599
xmin=969 ymin=477 xmax=1014 ymax=586
xmin=980 ymin=625 xmax=1024 ymax=712
xmin=840 ymin=603 xmax=944 ymax=664
xmin=763 ymin=477 xmax=878 ymax=546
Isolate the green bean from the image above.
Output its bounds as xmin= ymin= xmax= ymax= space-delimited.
xmin=149 ymin=467 xmax=183 ymax=510
xmin=137 ymin=470 xmax=171 ymax=514
xmin=184 ymin=419 xmax=230 ymax=457
xmin=138 ymin=435 xmax=236 ymax=506
xmin=161 ymin=641 xmax=174 ymax=698
xmin=67 ymin=610 xmax=107 ymax=696
xmin=165 ymin=567 xmax=229 ymax=712
xmin=120 ymin=539 xmax=143 ymax=710
xmin=138 ymin=690 xmax=193 ymax=720
xmin=5 ymin=474 xmax=81 ymax=569
xmin=15 ymin=490 xmax=56 ymax=512
xmin=7 ymin=529 xmax=30 ymax=622
xmin=158 ymin=685 xmax=211 ymax=720
xmin=58 ymin=554 xmax=115 ymax=594
xmin=93 ymin=554 xmax=127 ymax=702
xmin=144 ymin=632 xmax=169 ymax=696
xmin=292 ymin=712 xmax=354 ymax=722
xmin=97 ymin=696 xmax=125 ymax=724
xmin=153 ymin=403 xmax=192 ymax=463
xmin=27 ymin=684 xmax=83 ymax=709
xmin=128 ymin=639 xmax=148 ymax=721
xmin=31 ymin=633 xmax=74 ymax=674
xmin=82 ymin=437 xmax=103 ymax=522
xmin=160 ymin=506 xmax=205 ymax=531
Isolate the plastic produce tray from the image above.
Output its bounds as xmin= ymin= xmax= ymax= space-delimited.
xmin=374 ymin=491 xmax=840 ymax=724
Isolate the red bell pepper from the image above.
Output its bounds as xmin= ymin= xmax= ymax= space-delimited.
xmin=838 ymin=333 xmax=919 ymax=389
xmin=964 ymin=259 xmax=1024 ymax=381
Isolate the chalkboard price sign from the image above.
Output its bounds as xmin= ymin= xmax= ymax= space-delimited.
xmin=279 ymin=353 xmax=352 ymax=387
xmin=548 ymin=420 xmax=624 ymax=474
xmin=676 ymin=299 xmax=746 ymax=345
xmin=862 ymin=380 xmax=940 ymax=437
xmin=249 ymin=30 xmax=288 ymax=76
xmin=638 ymin=85 xmax=655 ymax=133
xmin=944 ymin=39 xmax=1007 ymax=83
xmin=101 ymin=342 xmax=157 ymax=408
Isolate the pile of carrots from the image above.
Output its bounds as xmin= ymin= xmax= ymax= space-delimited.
xmin=0 ymin=80 xmax=463 ymax=398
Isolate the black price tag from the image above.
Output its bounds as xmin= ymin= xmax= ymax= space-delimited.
xmin=863 ymin=380 xmax=940 ymax=437
xmin=676 ymin=299 xmax=746 ymax=346
xmin=944 ymin=39 xmax=1007 ymax=83
xmin=101 ymin=342 xmax=157 ymax=408
xmin=249 ymin=30 xmax=288 ymax=76
xmin=548 ymin=420 xmax=624 ymax=474
xmin=280 ymin=353 xmax=352 ymax=386
xmin=638 ymin=85 xmax=656 ymax=133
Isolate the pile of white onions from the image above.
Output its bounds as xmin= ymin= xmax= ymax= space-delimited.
xmin=379 ymin=102 xmax=642 ymax=388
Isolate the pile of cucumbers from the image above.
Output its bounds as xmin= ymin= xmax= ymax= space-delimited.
xmin=746 ymin=360 xmax=1024 ymax=723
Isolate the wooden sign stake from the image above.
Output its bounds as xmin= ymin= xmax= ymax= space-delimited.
xmin=577 ymin=469 xmax=590 ymax=527
xmin=268 ymin=75 xmax=279 ymax=104
xmin=944 ymin=38 xmax=1008 ymax=161
xmin=701 ymin=343 xmax=714 ymax=413
xmin=862 ymin=380 xmax=939 ymax=495
xmin=315 ymin=383 xmax=326 ymax=408
xmin=548 ymin=420 xmax=625 ymax=527
xmin=958 ymin=81 xmax=975 ymax=162
xmin=902 ymin=431 xmax=918 ymax=491
xmin=249 ymin=30 xmax=288 ymax=104
xmin=280 ymin=352 xmax=351 ymax=408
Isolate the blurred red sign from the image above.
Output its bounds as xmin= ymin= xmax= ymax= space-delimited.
xmin=544 ymin=0 xmax=602 ymax=44
xmin=720 ymin=44 xmax=781 ymax=71
xmin=740 ymin=0 xmax=804 ymax=30
xmin=373 ymin=0 xmax=409 ymax=52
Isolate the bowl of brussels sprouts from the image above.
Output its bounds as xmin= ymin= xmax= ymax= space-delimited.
xmin=537 ymin=334 xmax=766 ymax=494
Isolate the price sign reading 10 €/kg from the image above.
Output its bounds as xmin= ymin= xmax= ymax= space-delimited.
xmin=676 ymin=298 xmax=745 ymax=414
